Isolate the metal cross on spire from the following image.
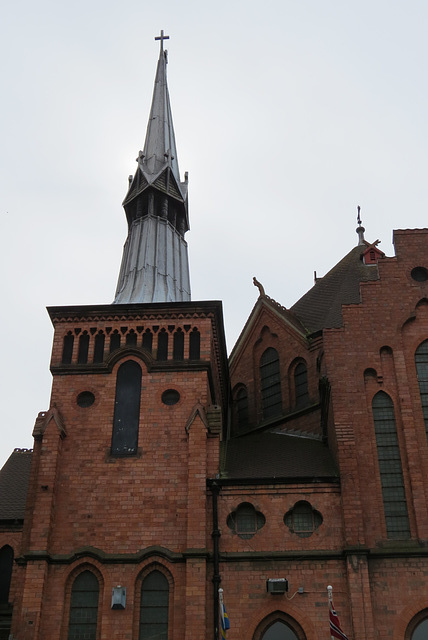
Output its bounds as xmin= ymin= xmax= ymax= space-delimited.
xmin=155 ymin=30 xmax=169 ymax=52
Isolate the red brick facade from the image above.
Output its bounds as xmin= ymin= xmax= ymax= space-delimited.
xmin=2 ymin=229 xmax=428 ymax=639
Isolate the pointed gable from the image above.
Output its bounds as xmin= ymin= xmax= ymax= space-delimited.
xmin=290 ymin=244 xmax=380 ymax=334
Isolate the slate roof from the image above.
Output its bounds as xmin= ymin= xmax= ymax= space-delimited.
xmin=0 ymin=449 xmax=32 ymax=521
xmin=221 ymin=431 xmax=337 ymax=480
xmin=290 ymin=244 xmax=380 ymax=334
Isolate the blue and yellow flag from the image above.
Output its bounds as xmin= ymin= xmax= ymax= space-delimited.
xmin=220 ymin=594 xmax=230 ymax=639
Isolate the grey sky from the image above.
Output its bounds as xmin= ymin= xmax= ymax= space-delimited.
xmin=1 ymin=0 xmax=428 ymax=467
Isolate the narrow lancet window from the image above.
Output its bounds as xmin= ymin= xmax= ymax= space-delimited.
xmin=0 ymin=546 xmax=13 ymax=604
xmin=189 ymin=328 xmax=200 ymax=360
xmin=111 ymin=361 xmax=142 ymax=456
xmin=126 ymin=330 xmax=137 ymax=346
xmin=68 ymin=571 xmax=99 ymax=640
xmin=110 ymin=331 xmax=121 ymax=353
xmin=77 ymin=332 xmax=89 ymax=364
xmin=415 ymin=340 xmax=428 ymax=440
xmin=372 ymin=391 xmax=410 ymax=539
xmin=173 ymin=329 xmax=184 ymax=360
xmin=139 ymin=571 xmax=169 ymax=640
xmin=260 ymin=347 xmax=282 ymax=419
xmin=236 ymin=387 xmax=249 ymax=430
xmin=157 ymin=330 xmax=168 ymax=361
xmin=93 ymin=332 xmax=105 ymax=363
xmin=294 ymin=362 xmax=309 ymax=407
xmin=142 ymin=330 xmax=153 ymax=353
xmin=62 ymin=332 xmax=74 ymax=364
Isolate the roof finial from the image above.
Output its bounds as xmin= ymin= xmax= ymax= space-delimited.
xmin=155 ymin=30 xmax=169 ymax=53
xmin=356 ymin=204 xmax=365 ymax=246
xmin=253 ymin=276 xmax=265 ymax=297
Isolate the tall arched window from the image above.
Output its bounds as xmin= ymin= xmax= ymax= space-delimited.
xmin=111 ymin=361 xmax=142 ymax=455
xmin=294 ymin=362 xmax=309 ymax=408
xmin=236 ymin=387 xmax=249 ymax=430
xmin=372 ymin=391 xmax=410 ymax=539
xmin=0 ymin=545 xmax=13 ymax=604
xmin=415 ymin=340 xmax=428 ymax=439
xmin=189 ymin=328 xmax=200 ymax=360
xmin=78 ymin=332 xmax=90 ymax=364
xmin=260 ymin=348 xmax=282 ymax=419
xmin=62 ymin=332 xmax=74 ymax=364
xmin=157 ymin=330 xmax=168 ymax=361
xmin=173 ymin=329 xmax=184 ymax=360
xmin=93 ymin=332 xmax=105 ymax=363
xmin=139 ymin=571 xmax=169 ymax=640
xmin=68 ymin=570 xmax=99 ymax=640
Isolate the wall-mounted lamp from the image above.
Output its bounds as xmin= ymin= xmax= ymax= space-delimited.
xmin=111 ymin=586 xmax=126 ymax=609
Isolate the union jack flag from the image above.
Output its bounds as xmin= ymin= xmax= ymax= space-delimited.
xmin=329 ymin=592 xmax=348 ymax=640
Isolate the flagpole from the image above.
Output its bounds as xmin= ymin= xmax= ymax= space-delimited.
xmin=219 ymin=588 xmax=224 ymax=640
xmin=327 ymin=585 xmax=349 ymax=640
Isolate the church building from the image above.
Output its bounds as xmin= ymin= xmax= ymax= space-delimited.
xmin=1 ymin=32 xmax=428 ymax=640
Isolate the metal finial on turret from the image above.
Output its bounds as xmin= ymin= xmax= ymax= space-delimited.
xmin=356 ymin=205 xmax=365 ymax=245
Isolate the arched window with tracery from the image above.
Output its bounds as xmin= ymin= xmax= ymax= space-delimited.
xmin=260 ymin=348 xmax=282 ymax=419
xmin=68 ymin=570 xmax=99 ymax=640
xmin=139 ymin=571 xmax=169 ymax=640
xmin=372 ymin=391 xmax=410 ymax=539
xmin=415 ymin=340 xmax=428 ymax=439
xmin=111 ymin=360 xmax=142 ymax=456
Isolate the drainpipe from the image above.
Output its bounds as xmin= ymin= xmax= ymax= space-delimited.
xmin=209 ymin=480 xmax=221 ymax=640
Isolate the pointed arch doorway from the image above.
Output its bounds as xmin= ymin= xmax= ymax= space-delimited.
xmin=262 ymin=621 xmax=299 ymax=639
xmin=253 ymin=612 xmax=306 ymax=640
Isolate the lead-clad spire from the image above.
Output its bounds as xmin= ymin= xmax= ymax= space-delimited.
xmin=114 ymin=32 xmax=191 ymax=304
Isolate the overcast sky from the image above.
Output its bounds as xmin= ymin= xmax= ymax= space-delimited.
xmin=1 ymin=0 xmax=428 ymax=467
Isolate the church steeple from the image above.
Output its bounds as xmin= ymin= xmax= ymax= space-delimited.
xmin=114 ymin=32 xmax=191 ymax=304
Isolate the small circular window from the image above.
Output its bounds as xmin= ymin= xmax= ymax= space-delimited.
xmin=161 ymin=389 xmax=180 ymax=405
xmin=411 ymin=267 xmax=428 ymax=282
xmin=77 ymin=391 xmax=95 ymax=408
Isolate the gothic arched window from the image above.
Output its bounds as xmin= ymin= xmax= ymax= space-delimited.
xmin=68 ymin=571 xmax=99 ymax=640
xmin=173 ymin=329 xmax=184 ymax=360
xmin=415 ymin=340 xmax=428 ymax=439
xmin=0 ymin=545 xmax=13 ymax=604
xmin=139 ymin=571 xmax=169 ymax=640
xmin=111 ymin=360 xmax=142 ymax=456
xmin=260 ymin=348 xmax=282 ymax=419
xmin=372 ymin=391 xmax=410 ymax=539
xmin=77 ymin=331 xmax=90 ymax=364
xmin=62 ymin=332 xmax=74 ymax=364
xmin=236 ymin=386 xmax=249 ymax=430
xmin=93 ymin=332 xmax=105 ymax=363
xmin=294 ymin=362 xmax=309 ymax=408
xmin=189 ymin=328 xmax=200 ymax=360
xmin=157 ymin=330 xmax=168 ymax=361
